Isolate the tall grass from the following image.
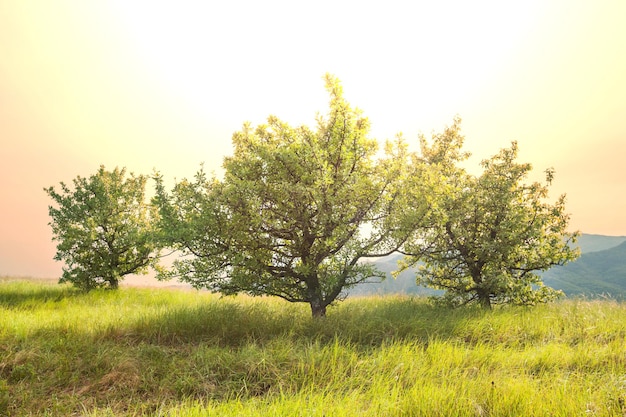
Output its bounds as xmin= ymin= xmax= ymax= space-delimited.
xmin=1 ymin=279 xmax=625 ymax=416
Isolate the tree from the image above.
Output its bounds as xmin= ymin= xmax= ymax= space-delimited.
xmin=155 ymin=75 xmax=424 ymax=317
xmin=46 ymin=166 xmax=160 ymax=290
xmin=400 ymin=129 xmax=580 ymax=309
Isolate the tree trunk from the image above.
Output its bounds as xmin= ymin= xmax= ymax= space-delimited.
xmin=472 ymin=270 xmax=491 ymax=310
xmin=310 ymin=299 xmax=327 ymax=318
xmin=108 ymin=278 xmax=119 ymax=290
xmin=478 ymin=290 xmax=492 ymax=310
xmin=306 ymin=272 xmax=327 ymax=318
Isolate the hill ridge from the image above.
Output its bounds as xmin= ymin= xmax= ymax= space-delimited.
xmin=350 ymin=233 xmax=626 ymax=298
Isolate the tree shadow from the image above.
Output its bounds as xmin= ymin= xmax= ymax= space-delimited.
xmin=96 ymin=295 xmax=485 ymax=349
xmin=1 ymin=280 xmax=486 ymax=349
xmin=0 ymin=280 xmax=79 ymax=309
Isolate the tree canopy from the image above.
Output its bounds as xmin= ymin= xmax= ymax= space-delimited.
xmin=154 ymin=74 xmax=425 ymax=317
xmin=45 ymin=166 xmax=160 ymax=290
xmin=400 ymin=128 xmax=580 ymax=308
xmin=45 ymin=76 xmax=579 ymax=312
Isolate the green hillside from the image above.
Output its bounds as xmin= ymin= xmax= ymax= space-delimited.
xmin=573 ymin=233 xmax=626 ymax=253
xmin=352 ymin=234 xmax=626 ymax=298
xmin=349 ymin=254 xmax=436 ymax=297
xmin=542 ymin=240 xmax=626 ymax=297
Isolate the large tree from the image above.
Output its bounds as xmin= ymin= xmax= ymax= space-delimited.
xmin=46 ymin=166 xmax=160 ymax=290
xmin=400 ymin=130 xmax=580 ymax=309
xmin=155 ymin=75 xmax=424 ymax=317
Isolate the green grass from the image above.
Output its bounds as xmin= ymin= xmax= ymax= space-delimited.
xmin=1 ymin=278 xmax=626 ymax=416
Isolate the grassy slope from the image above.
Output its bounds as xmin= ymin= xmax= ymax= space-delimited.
xmin=1 ymin=279 xmax=626 ymax=416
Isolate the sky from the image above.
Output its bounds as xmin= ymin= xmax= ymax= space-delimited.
xmin=1 ymin=0 xmax=625 ymax=278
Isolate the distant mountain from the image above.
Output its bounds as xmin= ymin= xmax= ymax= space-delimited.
xmin=349 ymin=254 xmax=436 ymax=297
xmin=572 ymin=233 xmax=626 ymax=253
xmin=349 ymin=234 xmax=626 ymax=299
xmin=542 ymin=239 xmax=626 ymax=298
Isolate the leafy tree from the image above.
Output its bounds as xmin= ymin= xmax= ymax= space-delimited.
xmin=46 ymin=166 xmax=160 ymax=290
xmin=155 ymin=75 xmax=425 ymax=317
xmin=400 ymin=128 xmax=580 ymax=309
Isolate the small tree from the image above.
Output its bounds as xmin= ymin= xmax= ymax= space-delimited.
xmin=401 ymin=128 xmax=579 ymax=308
xmin=46 ymin=166 xmax=160 ymax=290
xmin=155 ymin=75 xmax=424 ymax=317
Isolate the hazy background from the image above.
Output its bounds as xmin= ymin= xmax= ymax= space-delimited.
xmin=1 ymin=1 xmax=625 ymax=278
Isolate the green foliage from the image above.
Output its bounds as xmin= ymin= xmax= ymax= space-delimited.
xmin=402 ymin=128 xmax=580 ymax=308
xmin=2 ymin=281 xmax=626 ymax=416
xmin=45 ymin=166 xmax=160 ymax=290
xmin=151 ymin=78 xmax=578 ymax=313
xmin=154 ymin=75 xmax=422 ymax=317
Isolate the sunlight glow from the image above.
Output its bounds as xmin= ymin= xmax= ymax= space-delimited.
xmin=109 ymin=1 xmax=544 ymax=138
xmin=1 ymin=0 xmax=625 ymax=277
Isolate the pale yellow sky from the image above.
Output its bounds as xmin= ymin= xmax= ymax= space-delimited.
xmin=1 ymin=1 xmax=625 ymax=277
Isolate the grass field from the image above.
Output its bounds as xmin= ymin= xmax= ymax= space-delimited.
xmin=1 ymin=277 xmax=625 ymax=416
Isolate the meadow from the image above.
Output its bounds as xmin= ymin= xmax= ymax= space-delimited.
xmin=1 ymin=277 xmax=625 ymax=416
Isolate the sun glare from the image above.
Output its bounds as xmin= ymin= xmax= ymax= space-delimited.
xmin=108 ymin=1 xmax=545 ymax=141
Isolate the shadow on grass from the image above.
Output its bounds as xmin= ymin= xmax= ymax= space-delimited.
xmin=0 ymin=280 xmax=80 ymax=309
xmin=3 ymin=282 xmax=484 ymax=350
xmin=0 ymin=287 xmax=499 ymax=414
xmin=102 ymin=295 xmax=485 ymax=349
